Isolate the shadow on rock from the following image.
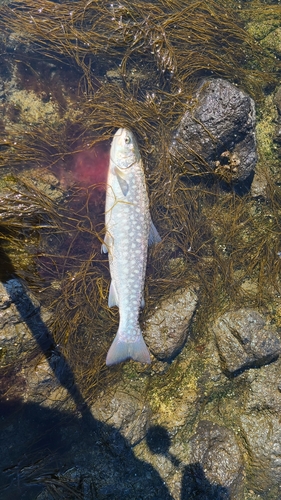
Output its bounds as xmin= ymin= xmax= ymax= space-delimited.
xmin=146 ymin=425 xmax=230 ymax=500
xmin=0 ymin=399 xmax=174 ymax=500
xmin=0 ymin=276 xmax=173 ymax=499
xmin=181 ymin=463 xmax=230 ymax=500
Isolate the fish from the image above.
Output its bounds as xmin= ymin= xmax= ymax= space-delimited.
xmin=102 ymin=128 xmax=161 ymax=366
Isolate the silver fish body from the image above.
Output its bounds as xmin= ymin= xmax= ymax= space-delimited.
xmin=102 ymin=128 xmax=160 ymax=366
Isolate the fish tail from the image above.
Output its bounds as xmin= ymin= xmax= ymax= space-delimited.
xmin=106 ymin=330 xmax=151 ymax=366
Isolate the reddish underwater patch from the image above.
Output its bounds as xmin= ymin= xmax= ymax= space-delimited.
xmin=72 ymin=142 xmax=109 ymax=188
xmin=40 ymin=141 xmax=110 ymax=281
xmin=55 ymin=141 xmax=110 ymax=193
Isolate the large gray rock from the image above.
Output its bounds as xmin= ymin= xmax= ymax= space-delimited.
xmin=145 ymin=286 xmax=198 ymax=361
xmin=187 ymin=420 xmax=244 ymax=500
xmin=171 ymin=78 xmax=257 ymax=182
xmin=212 ymin=308 xmax=281 ymax=376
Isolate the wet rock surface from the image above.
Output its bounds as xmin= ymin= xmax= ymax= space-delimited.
xmin=0 ymin=279 xmax=50 ymax=366
xmin=171 ymin=78 xmax=257 ymax=182
xmin=3 ymin=283 xmax=281 ymax=499
xmin=145 ymin=286 xmax=198 ymax=361
xmin=188 ymin=420 xmax=244 ymax=500
xmin=91 ymin=383 xmax=151 ymax=445
xmin=212 ymin=308 xmax=281 ymax=376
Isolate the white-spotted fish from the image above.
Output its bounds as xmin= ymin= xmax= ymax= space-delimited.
xmin=102 ymin=128 xmax=161 ymax=366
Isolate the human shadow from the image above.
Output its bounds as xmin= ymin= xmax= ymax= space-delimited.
xmin=0 ymin=259 xmax=173 ymax=499
xmin=181 ymin=462 xmax=230 ymax=500
xmin=0 ymin=400 xmax=174 ymax=500
xmin=146 ymin=425 xmax=230 ymax=500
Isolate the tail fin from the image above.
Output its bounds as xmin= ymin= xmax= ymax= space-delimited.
xmin=106 ymin=331 xmax=151 ymax=366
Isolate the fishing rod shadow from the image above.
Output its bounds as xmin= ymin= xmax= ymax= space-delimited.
xmin=0 ymin=252 xmax=175 ymax=500
xmin=0 ymin=249 xmax=94 ymax=428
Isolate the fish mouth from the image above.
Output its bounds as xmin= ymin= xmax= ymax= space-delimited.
xmin=110 ymin=128 xmax=126 ymax=157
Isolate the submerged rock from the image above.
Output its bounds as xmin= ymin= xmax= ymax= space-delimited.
xmin=212 ymin=308 xmax=281 ymax=376
xmin=145 ymin=286 xmax=198 ymax=361
xmin=0 ymin=279 xmax=72 ymax=409
xmin=171 ymin=78 xmax=257 ymax=182
xmin=187 ymin=420 xmax=244 ymax=500
xmin=0 ymin=279 xmax=50 ymax=366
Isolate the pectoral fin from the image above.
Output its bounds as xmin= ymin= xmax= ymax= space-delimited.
xmin=115 ymin=166 xmax=129 ymax=196
xmin=116 ymin=173 xmax=129 ymax=196
xmin=148 ymin=220 xmax=161 ymax=245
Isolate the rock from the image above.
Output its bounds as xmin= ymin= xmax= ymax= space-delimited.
xmin=250 ymin=168 xmax=268 ymax=198
xmin=240 ymin=412 xmax=281 ymax=494
xmin=22 ymin=354 xmax=71 ymax=409
xmin=273 ymin=85 xmax=281 ymax=153
xmin=171 ymin=78 xmax=257 ymax=182
xmin=0 ymin=279 xmax=72 ymax=408
xmin=261 ymin=27 xmax=281 ymax=58
xmin=91 ymin=385 xmax=151 ymax=446
xmin=0 ymin=279 xmax=51 ymax=366
xmin=212 ymin=308 xmax=281 ymax=376
xmin=274 ymin=85 xmax=281 ymax=116
xmin=144 ymin=287 xmax=198 ymax=361
xmin=187 ymin=420 xmax=244 ymax=500
xmin=247 ymin=20 xmax=280 ymax=41
xmin=245 ymin=359 xmax=281 ymax=413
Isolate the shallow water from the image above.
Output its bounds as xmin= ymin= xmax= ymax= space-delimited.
xmin=0 ymin=1 xmax=281 ymax=499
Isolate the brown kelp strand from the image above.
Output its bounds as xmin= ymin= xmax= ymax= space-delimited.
xmin=0 ymin=179 xmax=58 ymax=227
xmin=0 ymin=129 xmax=69 ymax=170
xmin=239 ymin=4 xmax=281 ymax=22
xmin=0 ymin=0 xmax=280 ymax=399
xmin=0 ymin=0 xmax=271 ymax=97
xmin=0 ymin=178 xmax=61 ymax=283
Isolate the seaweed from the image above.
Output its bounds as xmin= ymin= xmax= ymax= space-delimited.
xmin=0 ymin=0 xmax=280 ymax=403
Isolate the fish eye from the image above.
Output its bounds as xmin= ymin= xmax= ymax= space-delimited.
xmin=124 ymin=135 xmax=131 ymax=144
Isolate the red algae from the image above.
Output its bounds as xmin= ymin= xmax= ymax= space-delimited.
xmin=54 ymin=141 xmax=110 ymax=192
xmin=72 ymin=142 xmax=109 ymax=189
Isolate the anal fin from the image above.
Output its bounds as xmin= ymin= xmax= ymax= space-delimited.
xmin=108 ymin=281 xmax=119 ymax=307
xmin=101 ymin=232 xmax=112 ymax=254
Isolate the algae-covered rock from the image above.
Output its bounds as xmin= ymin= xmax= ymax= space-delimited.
xmin=261 ymin=27 xmax=281 ymax=58
xmin=212 ymin=308 xmax=281 ymax=375
xmin=247 ymin=20 xmax=280 ymax=42
xmin=273 ymin=85 xmax=281 ymax=153
xmin=145 ymin=286 xmax=198 ymax=361
xmin=171 ymin=78 xmax=257 ymax=182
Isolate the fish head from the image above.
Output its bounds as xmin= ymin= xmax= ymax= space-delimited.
xmin=110 ymin=128 xmax=141 ymax=172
